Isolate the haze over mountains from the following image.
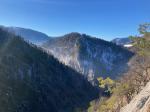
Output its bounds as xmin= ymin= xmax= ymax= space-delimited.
xmin=0 ymin=25 xmax=50 ymax=45
xmin=0 ymin=26 xmax=134 ymax=83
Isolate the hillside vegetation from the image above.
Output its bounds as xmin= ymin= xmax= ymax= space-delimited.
xmin=42 ymin=33 xmax=133 ymax=83
xmin=87 ymin=23 xmax=150 ymax=112
xmin=0 ymin=29 xmax=99 ymax=112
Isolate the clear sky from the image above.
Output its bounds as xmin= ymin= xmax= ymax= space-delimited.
xmin=0 ymin=0 xmax=150 ymax=40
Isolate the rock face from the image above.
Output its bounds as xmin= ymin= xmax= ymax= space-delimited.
xmin=0 ymin=25 xmax=50 ymax=45
xmin=42 ymin=33 xmax=134 ymax=82
xmin=0 ymin=29 xmax=99 ymax=112
xmin=120 ymin=81 xmax=150 ymax=112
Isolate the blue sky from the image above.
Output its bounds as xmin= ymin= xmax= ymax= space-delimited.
xmin=0 ymin=0 xmax=150 ymax=40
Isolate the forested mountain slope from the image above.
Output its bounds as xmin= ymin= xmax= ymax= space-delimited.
xmin=0 ymin=29 xmax=99 ymax=112
xmin=42 ymin=33 xmax=134 ymax=82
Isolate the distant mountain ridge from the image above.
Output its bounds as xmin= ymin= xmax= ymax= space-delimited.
xmin=0 ymin=25 xmax=50 ymax=45
xmin=42 ymin=32 xmax=134 ymax=83
xmin=0 ymin=26 xmax=134 ymax=83
xmin=0 ymin=29 xmax=98 ymax=112
xmin=111 ymin=37 xmax=133 ymax=46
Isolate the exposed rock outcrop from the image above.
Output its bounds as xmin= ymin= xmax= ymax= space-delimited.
xmin=120 ymin=81 xmax=150 ymax=112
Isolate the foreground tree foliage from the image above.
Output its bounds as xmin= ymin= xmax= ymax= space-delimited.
xmin=88 ymin=23 xmax=150 ymax=112
xmin=97 ymin=77 xmax=115 ymax=96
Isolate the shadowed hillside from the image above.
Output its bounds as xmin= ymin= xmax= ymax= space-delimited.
xmin=0 ymin=29 xmax=99 ymax=112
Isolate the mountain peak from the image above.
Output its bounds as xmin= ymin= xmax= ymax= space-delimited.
xmin=43 ymin=33 xmax=134 ymax=83
xmin=64 ymin=32 xmax=81 ymax=37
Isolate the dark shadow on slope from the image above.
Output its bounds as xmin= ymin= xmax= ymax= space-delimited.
xmin=0 ymin=29 xmax=99 ymax=112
